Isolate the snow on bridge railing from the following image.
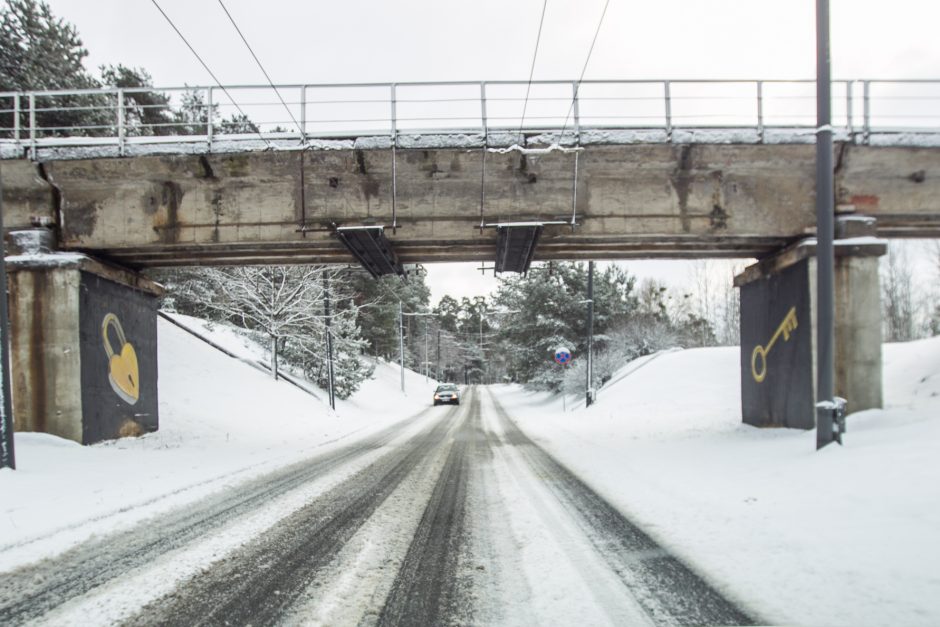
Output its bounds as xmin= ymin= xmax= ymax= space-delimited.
xmin=1 ymin=79 xmax=939 ymax=158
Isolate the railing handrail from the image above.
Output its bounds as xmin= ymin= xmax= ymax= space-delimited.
xmin=2 ymin=78 xmax=939 ymax=159
xmin=3 ymin=77 xmax=940 ymax=99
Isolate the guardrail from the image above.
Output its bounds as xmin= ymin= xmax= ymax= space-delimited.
xmin=1 ymin=79 xmax=938 ymax=156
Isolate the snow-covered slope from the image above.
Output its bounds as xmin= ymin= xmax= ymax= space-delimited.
xmin=0 ymin=316 xmax=438 ymax=571
xmin=501 ymin=337 xmax=940 ymax=627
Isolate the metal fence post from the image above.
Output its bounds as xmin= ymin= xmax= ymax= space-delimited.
xmin=117 ymin=89 xmax=126 ymax=157
xmin=664 ymin=81 xmax=672 ymax=141
xmin=13 ymin=94 xmax=20 ymax=148
xmin=390 ymin=83 xmax=397 ymax=142
xmin=756 ymin=80 xmax=764 ymax=143
xmin=862 ymin=80 xmax=871 ymax=145
xmin=480 ymin=82 xmax=488 ymax=138
xmin=846 ymin=80 xmax=854 ymax=138
xmin=28 ymin=93 xmax=36 ymax=160
xmin=390 ymin=83 xmax=398 ymax=232
xmin=300 ymin=85 xmax=307 ymax=142
xmin=206 ymin=86 xmax=214 ymax=151
xmin=572 ymin=80 xmax=581 ymax=145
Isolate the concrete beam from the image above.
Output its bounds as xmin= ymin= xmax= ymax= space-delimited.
xmin=1 ymin=142 xmax=937 ymax=266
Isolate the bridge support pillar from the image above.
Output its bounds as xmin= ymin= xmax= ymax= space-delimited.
xmin=735 ymin=219 xmax=886 ymax=429
xmin=4 ymin=229 xmax=163 ymax=444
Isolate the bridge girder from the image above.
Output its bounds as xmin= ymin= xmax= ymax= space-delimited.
xmin=2 ymin=142 xmax=938 ymax=268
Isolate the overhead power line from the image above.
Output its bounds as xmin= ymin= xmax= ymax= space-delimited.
xmin=216 ymin=0 xmax=303 ymax=136
xmin=148 ymin=0 xmax=270 ymax=146
xmin=560 ymin=0 xmax=612 ymax=139
xmin=518 ymin=0 xmax=550 ymax=138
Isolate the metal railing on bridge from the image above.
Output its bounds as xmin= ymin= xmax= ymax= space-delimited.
xmin=1 ymin=79 xmax=939 ymax=157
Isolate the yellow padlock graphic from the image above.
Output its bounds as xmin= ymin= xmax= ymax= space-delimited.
xmin=102 ymin=313 xmax=140 ymax=405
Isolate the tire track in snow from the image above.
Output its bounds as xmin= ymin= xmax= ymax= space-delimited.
xmin=485 ymin=388 xmax=760 ymax=626
xmin=0 ymin=407 xmax=433 ymax=625
xmin=377 ymin=387 xmax=481 ymax=626
xmin=122 ymin=400 xmax=468 ymax=626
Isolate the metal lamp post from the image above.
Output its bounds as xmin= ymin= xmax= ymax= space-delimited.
xmin=815 ymin=0 xmax=844 ymax=449
xmin=0 ymin=167 xmax=14 ymax=469
xmin=399 ymin=309 xmax=438 ymax=393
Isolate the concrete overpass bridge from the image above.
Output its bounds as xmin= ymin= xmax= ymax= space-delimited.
xmin=2 ymin=79 xmax=939 ymax=269
xmin=1 ymin=78 xmax=938 ymax=445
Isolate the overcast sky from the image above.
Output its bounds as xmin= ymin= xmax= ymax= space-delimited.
xmin=41 ymin=0 xmax=940 ymax=303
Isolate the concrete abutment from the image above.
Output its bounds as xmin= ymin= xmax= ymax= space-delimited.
xmin=735 ymin=218 xmax=885 ymax=429
xmin=5 ymin=229 xmax=162 ymax=445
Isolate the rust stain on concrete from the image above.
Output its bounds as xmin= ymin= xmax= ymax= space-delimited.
xmin=850 ymin=194 xmax=880 ymax=208
xmin=152 ymin=181 xmax=183 ymax=243
xmin=709 ymin=170 xmax=728 ymax=230
xmin=670 ymin=145 xmax=693 ymax=233
xmin=29 ymin=272 xmax=47 ymax=433
xmin=65 ymin=201 xmax=100 ymax=238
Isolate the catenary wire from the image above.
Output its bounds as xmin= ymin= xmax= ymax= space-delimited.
xmin=148 ymin=0 xmax=271 ymax=146
xmin=216 ymin=0 xmax=304 ymax=136
xmin=560 ymin=0 xmax=611 ymax=140
xmin=517 ymin=0 xmax=550 ymax=139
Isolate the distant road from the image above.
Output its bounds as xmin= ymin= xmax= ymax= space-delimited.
xmin=0 ymin=388 xmax=758 ymax=626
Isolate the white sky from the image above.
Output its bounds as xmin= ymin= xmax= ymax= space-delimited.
xmin=41 ymin=0 xmax=940 ymax=303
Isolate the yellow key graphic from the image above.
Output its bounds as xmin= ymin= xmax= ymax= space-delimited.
xmin=751 ymin=306 xmax=798 ymax=383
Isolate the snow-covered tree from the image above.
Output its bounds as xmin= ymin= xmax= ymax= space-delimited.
xmin=193 ymin=266 xmax=328 ymax=379
xmin=0 ymin=0 xmax=109 ymax=135
xmin=882 ymin=243 xmax=920 ymax=342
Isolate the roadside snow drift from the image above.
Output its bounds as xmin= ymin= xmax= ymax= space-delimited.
xmin=0 ymin=316 xmax=438 ymax=570
xmin=501 ymin=337 xmax=940 ymax=627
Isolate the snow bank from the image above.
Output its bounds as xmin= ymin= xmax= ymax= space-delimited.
xmin=0 ymin=316 xmax=438 ymax=571
xmin=501 ymin=337 xmax=940 ymax=626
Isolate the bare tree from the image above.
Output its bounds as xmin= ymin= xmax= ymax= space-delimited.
xmin=881 ymin=242 xmax=920 ymax=342
xmin=190 ymin=266 xmax=329 ymax=379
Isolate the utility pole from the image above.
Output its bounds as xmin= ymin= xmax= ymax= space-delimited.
xmin=586 ymin=261 xmax=595 ymax=407
xmin=324 ymin=272 xmax=335 ymax=410
xmin=815 ymin=0 xmax=843 ymax=449
xmin=424 ymin=317 xmax=429 ymax=383
xmin=436 ymin=328 xmax=441 ymax=381
xmin=0 ymin=168 xmax=14 ymax=469
xmin=479 ymin=312 xmax=484 ymax=384
xmin=398 ymin=300 xmax=405 ymax=393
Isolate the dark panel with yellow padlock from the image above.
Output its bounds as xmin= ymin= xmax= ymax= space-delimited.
xmin=78 ymin=272 xmax=159 ymax=444
xmin=740 ymin=258 xmax=814 ymax=429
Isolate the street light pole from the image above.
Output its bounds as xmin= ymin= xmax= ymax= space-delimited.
xmin=479 ymin=313 xmax=483 ymax=384
xmin=399 ymin=300 xmax=405 ymax=393
xmin=815 ymin=0 xmax=841 ymax=449
xmin=0 ymin=167 xmax=15 ymax=469
xmin=586 ymin=261 xmax=595 ymax=407
xmin=324 ymin=272 xmax=335 ymax=410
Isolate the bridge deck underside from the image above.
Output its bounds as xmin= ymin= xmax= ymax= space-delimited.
xmin=3 ymin=142 xmax=938 ymax=268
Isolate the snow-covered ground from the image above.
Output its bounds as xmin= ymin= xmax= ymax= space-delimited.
xmin=0 ymin=315 xmax=439 ymax=571
xmin=2 ymin=311 xmax=938 ymax=626
xmin=499 ymin=337 xmax=940 ymax=627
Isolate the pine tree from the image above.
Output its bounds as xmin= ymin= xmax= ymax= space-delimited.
xmin=0 ymin=0 xmax=108 ymax=136
xmin=100 ymin=64 xmax=174 ymax=136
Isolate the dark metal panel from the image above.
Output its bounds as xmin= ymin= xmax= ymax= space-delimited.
xmin=740 ymin=258 xmax=814 ymax=429
xmin=79 ymin=272 xmax=159 ymax=444
xmin=495 ymin=225 xmax=542 ymax=273
xmin=334 ymin=227 xmax=405 ymax=278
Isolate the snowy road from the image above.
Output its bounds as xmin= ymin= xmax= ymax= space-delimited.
xmin=0 ymin=387 xmax=758 ymax=626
